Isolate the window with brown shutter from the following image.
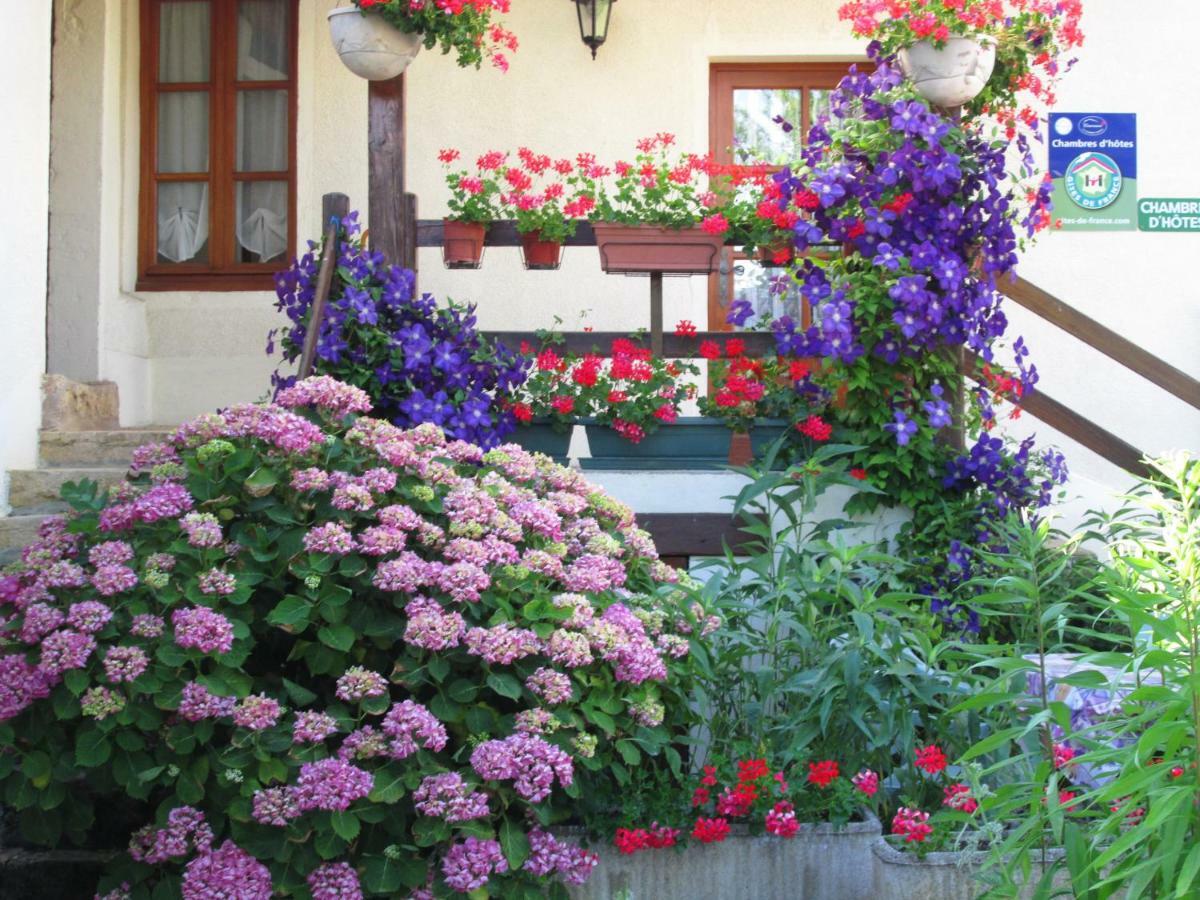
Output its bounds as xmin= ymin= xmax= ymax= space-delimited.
xmin=138 ymin=0 xmax=297 ymax=291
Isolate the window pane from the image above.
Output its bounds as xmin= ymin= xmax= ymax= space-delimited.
xmin=809 ymin=89 xmax=832 ymax=132
xmin=237 ymin=91 xmax=288 ymax=172
xmin=733 ymin=89 xmax=802 ymax=165
xmin=157 ymin=183 xmax=209 ymax=264
xmin=236 ymin=181 xmax=288 ymax=263
xmin=731 ymin=258 xmax=802 ymax=325
xmin=158 ymin=93 xmax=209 ymax=173
xmin=159 ymin=1 xmax=210 ymax=82
xmin=238 ymin=0 xmax=290 ymax=80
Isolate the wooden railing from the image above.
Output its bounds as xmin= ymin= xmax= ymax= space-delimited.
xmin=303 ymin=197 xmax=1195 ymax=556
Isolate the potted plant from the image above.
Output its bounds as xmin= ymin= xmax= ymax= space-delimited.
xmin=586 ymin=134 xmax=729 ymax=275
xmin=437 ymin=148 xmax=506 ymax=268
xmin=838 ymin=0 xmax=1083 ymax=117
xmin=504 ymin=340 xmax=582 ymax=462
xmin=329 ymin=0 xmax=518 ymax=80
xmin=575 ymin=757 xmax=882 ymax=900
xmin=502 ymin=148 xmax=594 ymax=271
xmin=511 ymin=335 xmax=706 ymax=469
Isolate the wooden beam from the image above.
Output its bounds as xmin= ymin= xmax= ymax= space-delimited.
xmin=962 ymin=353 xmax=1151 ymax=477
xmin=1000 ymin=275 xmax=1200 ymax=411
xmin=368 ymin=74 xmax=407 ymax=266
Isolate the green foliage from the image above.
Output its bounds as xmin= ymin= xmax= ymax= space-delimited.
xmin=0 ymin=383 xmax=706 ymax=897
xmin=686 ymin=444 xmax=983 ymax=815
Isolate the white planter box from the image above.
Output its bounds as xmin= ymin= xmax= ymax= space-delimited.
xmin=567 ymin=817 xmax=882 ymax=900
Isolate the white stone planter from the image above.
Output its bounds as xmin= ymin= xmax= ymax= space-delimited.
xmin=567 ymin=816 xmax=882 ymax=900
xmin=897 ymin=36 xmax=996 ymax=108
xmin=327 ymin=7 xmax=422 ymax=81
xmin=871 ymin=836 xmax=1067 ymax=900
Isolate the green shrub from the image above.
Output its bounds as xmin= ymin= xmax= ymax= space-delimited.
xmin=0 ymin=376 xmax=705 ymax=899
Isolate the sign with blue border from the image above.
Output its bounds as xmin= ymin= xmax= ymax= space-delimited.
xmin=1049 ymin=113 xmax=1137 ymax=231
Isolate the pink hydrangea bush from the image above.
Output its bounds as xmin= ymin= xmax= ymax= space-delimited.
xmin=0 ymin=376 xmax=708 ymax=899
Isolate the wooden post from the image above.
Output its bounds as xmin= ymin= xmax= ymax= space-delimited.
xmin=368 ymin=74 xmax=408 ymax=268
xmin=649 ymin=271 xmax=664 ymax=357
xmin=322 ymin=192 xmax=351 ymax=231
xmin=297 ymin=193 xmax=351 ymax=380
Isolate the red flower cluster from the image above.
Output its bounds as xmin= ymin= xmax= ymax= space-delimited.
xmin=851 ymin=769 xmax=878 ymax=797
xmin=807 ymin=760 xmax=840 ymax=789
xmin=613 ymin=823 xmax=681 ymax=855
xmin=892 ymin=807 xmax=932 ymax=843
xmin=942 ymin=783 xmax=978 ymax=814
xmin=796 ymin=415 xmax=833 ymax=442
xmin=691 ymin=817 xmax=731 ymax=844
xmin=914 ymin=744 xmax=947 ymax=775
xmin=765 ymin=801 xmax=799 ymax=838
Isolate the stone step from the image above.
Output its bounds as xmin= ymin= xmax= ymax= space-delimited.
xmin=0 ymin=514 xmax=47 ymax=564
xmin=39 ymin=428 xmax=173 ymax=467
xmin=7 ymin=467 xmax=127 ymax=514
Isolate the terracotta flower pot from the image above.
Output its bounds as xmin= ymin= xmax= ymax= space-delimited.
xmin=756 ymin=241 xmax=795 ymax=267
xmin=897 ymin=35 xmax=996 ymax=109
xmin=442 ymin=219 xmax=487 ymax=269
xmin=519 ymin=232 xmax=564 ymax=270
xmin=592 ymin=224 xmax=724 ymax=275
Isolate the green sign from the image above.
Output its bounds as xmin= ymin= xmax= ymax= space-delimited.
xmin=1138 ymin=198 xmax=1200 ymax=232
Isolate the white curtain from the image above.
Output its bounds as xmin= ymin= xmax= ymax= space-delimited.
xmin=156 ymin=1 xmax=210 ymax=263
xmin=155 ymin=0 xmax=290 ymax=265
xmin=236 ymin=0 xmax=289 ymax=263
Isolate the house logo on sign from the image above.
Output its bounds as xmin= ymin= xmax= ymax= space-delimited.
xmin=1065 ymin=152 xmax=1123 ymax=210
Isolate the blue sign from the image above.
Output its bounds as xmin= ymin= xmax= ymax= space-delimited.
xmin=1048 ymin=113 xmax=1137 ymax=231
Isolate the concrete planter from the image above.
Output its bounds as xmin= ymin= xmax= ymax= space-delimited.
xmin=568 ymin=817 xmax=881 ymax=900
xmin=897 ymin=36 xmax=996 ymax=108
xmin=0 ymin=849 xmax=109 ymax=900
xmin=871 ymin=837 xmax=1066 ymax=900
xmin=328 ymin=7 xmax=422 ymax=81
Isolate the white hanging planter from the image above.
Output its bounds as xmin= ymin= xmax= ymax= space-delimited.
xmin=897 ymin=35 xmax=996 ymax=109
xmin=328 ymin=7 xmax=422 ymax=81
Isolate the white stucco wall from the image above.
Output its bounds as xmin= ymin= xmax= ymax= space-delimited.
xmin=995 ymin=0 xmax=1200 ymax=513
xmin=47 ymin=0 xmax=1200 ymax=522
xmin=0 ymin=3 xmax=53 ymax=511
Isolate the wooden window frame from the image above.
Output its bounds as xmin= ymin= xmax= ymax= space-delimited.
xmin=137 ymin=0 xmax=298 ymax=292
xmin=707 ymin=62 xmax=862 ymax=332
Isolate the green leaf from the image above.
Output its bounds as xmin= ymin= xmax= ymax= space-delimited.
xmin=499 ymin=817 xmax=531 ymax=870
xmin=318 ymin=624 xmax=355 ymax=652
xmin=362 ymin=856 xmax=406 ymax=894
xmin=447 ymin=679 xmax=478 ymax=703
xmin=267 ymin=596 xmax=312 ymax=631
xmin=427 ymin=655 xmax=451 ymax=683
xmin=331 ymin=810 xmax=360 ymax=842
xmin=486 ymin=672 xmax=523 ymax=701
xmin=21 ymin=752 xmax=52 ymax=789
xmin=243 ymin=467 xmax=279 ymax=497
xmin=616 ymin=740 xmax=641 ymax=766
xmin=63 ymin=670 xmax=90 ymax=696
xmin=369 ymin=766 xmax=408 ymax=805
xmin=282 ymin=678 xmax=318 ymax=706
xmin=74 ymin=726 xmax=111 ymax=768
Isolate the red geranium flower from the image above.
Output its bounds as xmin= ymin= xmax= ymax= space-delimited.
xmin=675 ymin=319 xmax=698 ymax=338
xmin=807 ymin=760 xmax=839 ymax=788
xmin=915 ymin=744 xmax=947 ymax=775
xmin=737 ymin=759 xmax=770 ymax=783
xmin=797 ymin=415 xmax=832 ymax=442
xmin=692 ymin=817 xmax=730 ymax=844
xmin=850 ymin=467 xmax=868 ymax=480
xmin=699 ymin=341 xmax=721 ymax=360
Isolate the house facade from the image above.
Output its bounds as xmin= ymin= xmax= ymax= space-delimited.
xmin=1 ymin=0 xmax=1197 ymax=528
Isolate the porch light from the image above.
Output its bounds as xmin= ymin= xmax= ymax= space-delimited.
xmin=571 ymin=0 xmax=616 ymax=59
